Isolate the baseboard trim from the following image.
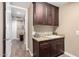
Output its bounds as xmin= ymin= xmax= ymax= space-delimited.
xmin=65 ymin=52 xmax=77 ymax=57
xmin=28 ymin=48 xmax=33 ymax=57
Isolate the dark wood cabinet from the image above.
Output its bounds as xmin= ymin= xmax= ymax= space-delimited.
xmin=53 ymin=7 xmax=59 ymax=26
xmin=46 ymin=4 xmax=55 ymax=25
xmin=33 ymin=2 xmax=59 ymax=26
xmin=55 ymin=39 xmax=64 ymax=56
xmin=33 ymin=38 xmax=64 ymax=57
xmin=50 ymin=38 xmax=64 ymax=56
xmin=39 ymin=41 xmax=50 ymax=56
xmin=50 ymin=40 xmax=57 ymax=56
xmin=33 ymin=2 xmax=46 ymax=25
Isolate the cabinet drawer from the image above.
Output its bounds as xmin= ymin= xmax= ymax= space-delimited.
xmin=40 ymin=42 xmax=49 ymax=45
xmin=40 ymin=42 xmax=49 ymax=48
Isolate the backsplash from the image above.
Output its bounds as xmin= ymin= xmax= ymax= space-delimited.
xmin=33 ymin=25 xmax=57 ymax=36
xmin=34 ymin=25 xmax=53 ymax=32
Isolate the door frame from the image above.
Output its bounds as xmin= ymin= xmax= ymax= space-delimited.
xmin=3 ymin=2 xmax=6 ymax=57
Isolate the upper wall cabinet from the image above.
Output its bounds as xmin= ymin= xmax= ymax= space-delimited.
xmin=33 ymin=2 xmax=59 ymax=26
xmin=33 ymin=2 xmax=46 ymax=25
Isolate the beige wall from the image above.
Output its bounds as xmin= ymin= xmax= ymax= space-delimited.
xmin=28 ymin=3 xmax=33 ymax=54
xmin=56 ymin=3 xmax=79 ymax=56
xmin=0 ymin=2 xmax=3 ymax=56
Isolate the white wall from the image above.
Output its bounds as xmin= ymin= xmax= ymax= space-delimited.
xmin=11 ymin=17 xmax=17 ymax=39
xmin=28 ymin=3 xmax=33 ymax=54
xmin=0 ymin=2 xmax=3 ymax=57
xmin=6 ymin=3 xmax=12 ymax=40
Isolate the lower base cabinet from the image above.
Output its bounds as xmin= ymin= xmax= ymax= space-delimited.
xmin=33 ymin=38 xmax=64 ymax=57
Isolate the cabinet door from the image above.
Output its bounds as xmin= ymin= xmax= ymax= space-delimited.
xmin=46 ymin=4 xmax=59 ymax=26
xmin=33 ymin=39 xmax=39 ymax=57
xmin=53 ymin=7 xmax=59 ymax=26
xmin=33 ymin=3 xmax=46 ymax=25
xmin=55 ymin=39 xmax=64 ymax=55
xmin=39 ymin=42 xmax=50 ymax=57
xmin=50 ymin=38 xmax=64 ymax=56
xmin=47 ymin=5 xmax=55 ymax=25
xmin=50 ymin=40 xmax=57 ymax=56
xmin=33 ymin=2 xmax=59 ymax=26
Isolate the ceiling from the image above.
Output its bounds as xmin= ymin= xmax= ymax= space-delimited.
xmin=48 ymin=2 xmax=67 ymax=7
xmin=10 ymin=2 xmax=67 ymax=8
xmin=10 ymin=2 xmax=31 ymax=8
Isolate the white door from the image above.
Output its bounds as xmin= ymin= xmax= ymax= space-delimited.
xmin=0 ymin=2 xmax=3 ymax=57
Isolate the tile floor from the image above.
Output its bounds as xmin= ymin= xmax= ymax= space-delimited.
xmin=59 ymin=54 xmax=70 ymax=57
xmin=10 ymin=39 xmax=69 ymax=57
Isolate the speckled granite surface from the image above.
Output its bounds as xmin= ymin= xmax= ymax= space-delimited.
xmin=33 ymin=35 xmax=64 ymax=42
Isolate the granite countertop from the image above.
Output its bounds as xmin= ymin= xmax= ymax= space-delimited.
xmin=32 ymin=35 xmax=64 ymax=42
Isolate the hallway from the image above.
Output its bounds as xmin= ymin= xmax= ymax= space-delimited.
xmin=10 ymin=39 xmax=31 ymax=57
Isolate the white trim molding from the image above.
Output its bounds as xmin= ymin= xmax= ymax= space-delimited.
xmin=28 ymin=49 xmax=33 ymax=56
xmin=65 ymin=52 xmax=77 ymax=57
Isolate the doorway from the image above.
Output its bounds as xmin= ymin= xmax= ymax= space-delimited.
xmin=5 ymin=2 xmax=29 ymax=57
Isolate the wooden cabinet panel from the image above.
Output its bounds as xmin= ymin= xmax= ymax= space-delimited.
xmin=33 ymin=2 xmax=59 ymax=26
xmin=33 ymin=39 xmax=39 ymax=57
xmin=50 ymin=40 xmax=57 ymax=56
xmin=39 ymin=42 xmax=50 ymax=57
xmin=53 ymin=7 xmax=59 ymax=26
xmin=46 ymin=5 xmax=53 ymax=25
xmin=50 ymin=38 xmax=64 ymax=56
xmin=33 ymin=3 xmax=46 ymax=25
xmin=55 ymin=39 xmax=64 ymax=55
